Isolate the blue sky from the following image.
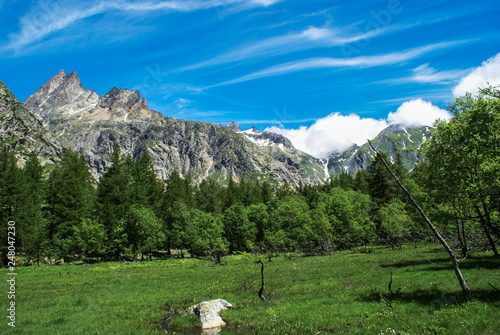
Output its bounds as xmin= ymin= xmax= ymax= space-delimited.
xmin=1 ymin=0 xmax=499 ymax=157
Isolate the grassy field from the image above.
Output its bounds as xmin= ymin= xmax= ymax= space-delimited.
xmin=1 ymin=244 xmax=499 ymax=334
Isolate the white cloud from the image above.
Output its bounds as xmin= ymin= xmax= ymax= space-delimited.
xmin=387 ymin=99 xmax=451 ymax=127
xmin=266 ymin=113 xmax=388 ymax=158
xmin=264 ymin=99 xmax=450 ymax=158
xmin=453 ymin=52 xmax=500 ymax=97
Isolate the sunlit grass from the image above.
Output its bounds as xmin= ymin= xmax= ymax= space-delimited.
xmin=1 ymin=244 xmax=499 ymax=334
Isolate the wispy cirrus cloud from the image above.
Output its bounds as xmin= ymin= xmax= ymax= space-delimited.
xmin=208 ymin=40 xmax=469 ymax=88
xmin=377 ymin=63 xmax=468 ymax=85
xmin=4 ymin=0 xmax=282 ymax=54
xmin=404 ymin=64 xmax=467 ymax=84
xmin=180 ymin=23 xmax=418 ymax=72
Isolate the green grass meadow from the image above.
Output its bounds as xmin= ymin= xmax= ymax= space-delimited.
xmin=1 ymin=244 xmax=499 ymax=334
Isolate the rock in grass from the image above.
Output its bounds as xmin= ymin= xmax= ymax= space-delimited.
xmin=185 ymin=299 xmax=232 ymax=329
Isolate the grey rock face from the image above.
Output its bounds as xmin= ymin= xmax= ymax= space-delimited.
xmin=327 ymin=124 xmax=434 ymax=176
xmin=225 ymin=121 xmax=241 ymax=132
xmin=0 ymin=80 xmax=62 ymax=166
xmin=242 ymin=129 xmax=294 ymax=149
xmin=21 ymin=71 xmax=326 ymax=185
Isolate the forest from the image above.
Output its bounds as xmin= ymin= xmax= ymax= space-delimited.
xmin=1 ymin=88 xmax=499 ymax=267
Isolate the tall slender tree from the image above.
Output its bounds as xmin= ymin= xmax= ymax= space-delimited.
xmin=20 ymin=154 xmax=46 ymax=265
xmin=46 ymin=149 xmax=95 ymax=257
xmin=96 ymin=145 xmax=133 ymax=239
xmin=0 ymin=147 xmax=24 ymax=266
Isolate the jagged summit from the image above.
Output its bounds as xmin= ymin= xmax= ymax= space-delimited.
xmin=225 ymin=121 xmax=241 ymax=132
xmin=96 ymin=87 xmax=149 ymax=118
xmin=23 ymin=70 xmax=159 ymax=124
xmin=13 ymin=72 xmax=326 ymax=185
xmin=23 ymin=70 xmax=89 ymax=122
xmin=243 ymin=126 xmax=260 ymax=134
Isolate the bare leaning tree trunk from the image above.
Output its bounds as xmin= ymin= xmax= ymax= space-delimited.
xmin=368 ymin=140 xmax=472 ymax=302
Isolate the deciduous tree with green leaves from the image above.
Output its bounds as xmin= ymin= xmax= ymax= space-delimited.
xmin=418 ymin=87 xmax=500 ymax=256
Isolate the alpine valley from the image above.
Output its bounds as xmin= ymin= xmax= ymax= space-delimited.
xmin=1 ymin=71 xmax=433 ymax=185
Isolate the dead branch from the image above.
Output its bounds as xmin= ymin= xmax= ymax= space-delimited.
xmin=388 ymin=271 xmax=394 ymax=300
xmin=368 ymin=140 xmax=472 ymax=302
xmin=255 ymin=260 xmax=266 ymax=301
xmin=382 ymin=295 xmax=393 ymax=309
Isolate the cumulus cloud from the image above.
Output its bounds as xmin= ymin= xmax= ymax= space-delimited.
xmin=266 ymin=113 xmax=388 ymax=158
xmin=265 ymin=99 xmax=450 ymax=158
xmin=453 ymin=52 xmax=500 ymax=97
xmin=387 ymin=99 xmax=451 ymax=127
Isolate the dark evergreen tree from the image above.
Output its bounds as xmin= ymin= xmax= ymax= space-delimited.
xmin=367 ymin=153 xmax=394 ymax=210
xmin=164 ymin=170 xmax=193 ymax=209
xmin=223 ymin=176 xmax=239 ymax=210
xmin=194 ymin=178 xmax=223 ymax=214
xmin=0 ymin=147 xmax=24 ymax=266
xmin=131 ymin=152 xmax=164 ymax=214
xmin=96 ymin=145 xmax=133 ymax=240
xmin=46 ymin=149 xmax=95 ymax=257
xmin=19 ymin=154 xmax=46 ymax=265
xmin=353 ymin=170 xmax=369 ymax=194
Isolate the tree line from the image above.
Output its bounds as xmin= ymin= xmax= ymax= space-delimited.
xmin=0 ymin=88 xmax=498 ymax=265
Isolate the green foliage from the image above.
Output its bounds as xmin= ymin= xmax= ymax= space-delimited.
xmin=72 ymin=219 xmax=107 ymax=258
xmin=194 ymin=178 xmax=224 ymax=214
xmin=124 ymin=205 xmax=165 ymax=259
xmin=164 ymin=170 xmax=193 ymax=209
xmin=325 ymin=187 xmax=375 ymax=248
xmin=417 ymin=87 xmax=500 ymax=254
xmin=96 ymin=145 xmax=133 ymax=236
xmin=132 ymin=152 xmax=164 ymax=213
xmin=0 ymin=147 xmax=24 ymax=265
xmin=377 ymin=199 xmax=413 ymax=249
xmin=223 ymin=202 xmax=257 ymax=252
xmin=185 ymin=209 xmax=228 ymax=258
xmin=165 ymin=201 xmax=191 ymax=255
xmin=46 ymin=148 xmax=95 ymax=257
xmin=19 ymin=154 xmax=47 ymax=265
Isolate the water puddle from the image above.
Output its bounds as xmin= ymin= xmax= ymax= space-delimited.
xmin=162 ymin=320 xmax=252 ymax=335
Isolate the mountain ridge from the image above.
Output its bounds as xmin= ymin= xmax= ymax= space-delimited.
xmin=0 ymin=79 xmax=63 ymax=165
xmin=19 ymin=71 xmax=326 ymax=185
xmin=0 ymin=70 xmax=431 ymax=184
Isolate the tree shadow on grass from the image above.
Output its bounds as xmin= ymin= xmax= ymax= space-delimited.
xmin=357 ymin=288 xmax=500 ymax=306
xmin=380 ymin=255 xmax=500 ymax=271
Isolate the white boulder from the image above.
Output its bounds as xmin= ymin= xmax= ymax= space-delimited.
xmin=186 ymin=299 xmax=232 ymax=329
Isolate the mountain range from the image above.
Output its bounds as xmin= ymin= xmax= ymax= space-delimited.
xmin=1 ymin=71 xmax=433 ymax=185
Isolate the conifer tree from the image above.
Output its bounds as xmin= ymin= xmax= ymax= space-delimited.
xmin=46 ymin=149 xmax=95 ymax=257
xmin=0 ymin=147 xmax=24 ymax=266
xmin=20 ymin=154 xmax=46 ymax=265
xmin=132 ymin=152 xmax=164 ymax=213
xmin=96 ymin=145 xmax=133 ymax=239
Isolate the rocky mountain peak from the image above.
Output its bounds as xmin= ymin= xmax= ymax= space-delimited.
xmin=96 ymin=87 xmax=149 ymax=117
xmin=225 ymin=121 xmax=241 ymax=132
xmin=23 ymin=70 xmax=88 ymax=122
